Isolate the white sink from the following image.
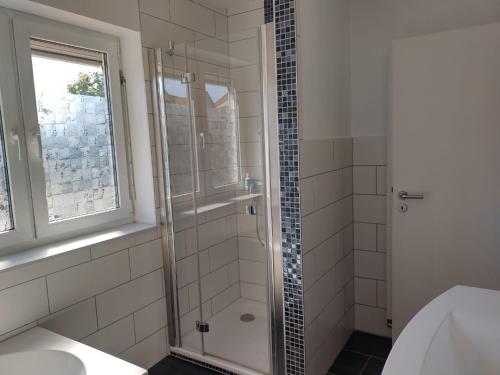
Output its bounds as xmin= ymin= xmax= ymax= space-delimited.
xmin=384 ymin=286 xmax=500 ymax=375
xmin=0 ymin=327 xmax=146 ymax=375
xmin=0 ymin=350 xmax=86 ymax=375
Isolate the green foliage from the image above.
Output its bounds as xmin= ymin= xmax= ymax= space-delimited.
xmin=67 ymin=72 xmax=105 ymax=97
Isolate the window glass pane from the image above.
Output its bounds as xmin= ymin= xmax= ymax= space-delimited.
xmin=0 ymin=109 xmax=13 ymax=232
xmin=30 ymin=39 xmax=119 ymax=223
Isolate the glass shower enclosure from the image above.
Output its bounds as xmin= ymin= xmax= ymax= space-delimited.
xmin=151 ymin=22 xmax=282 ymax=375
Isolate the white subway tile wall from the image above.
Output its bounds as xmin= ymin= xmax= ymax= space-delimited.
xmin=174 ymin=204 xmax=242 ymax=342
xmin=46 ymin=250 xmax=131 ymax=312
xmin=81 ymin=315 xmax=136 ymax=355
xmin=228 ymin=8 xmax=264 ymax=41
xmin=301 ymin=138 xmax=355 ymax=375
xmin=0 ymin=227 xmax=167 ymax=369
xmin=353 ymin=136 xmax=391 ymax=337
xmin=129 ymin=239 xmax=163 ymax=279
xmin=0 ymin=278 xmax=49 ymax=335
xmin=39 ymin=298 xmax=98 ymax=341
xmin=139 ymin=0 xmax=171 ymax=20
xmin=96 ymin=269 xmax=164 ymax=328
xmin=133 ymin=297 xmax=168 ymax=342
xmin=119 ymin=327 xmax=169 ymax=369
xmin=302 ymin=136 xmax=392 ymax=373
xmin=0 ymin=248 xmax=91 ymax=290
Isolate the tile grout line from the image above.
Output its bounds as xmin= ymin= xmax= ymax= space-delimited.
xmin=93 ymin=296 xmax=100 ymax=332
xmin=301 ymin=193 xmax=354 ymax=219
xmin=300 ymin=164 xmax=354 ymax=181
xmin=81 ymin=295 xmax=167 ymax=341
xmin=44 ymin=276 xmax=51 ymax=314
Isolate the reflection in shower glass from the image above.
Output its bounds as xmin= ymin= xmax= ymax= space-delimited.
xmin=164 ymin=77 xmax=198 ymax=197
xmin=204 ymin=82 xmax=240 ymax=190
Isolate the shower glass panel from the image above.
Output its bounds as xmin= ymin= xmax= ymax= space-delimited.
xmin=156 ymin=45 xmax=204 ymax=355
xmin=192 ymin=51 xmax=270 ymax=373
xmin=155 ymin=23 xmax=273 ymax=375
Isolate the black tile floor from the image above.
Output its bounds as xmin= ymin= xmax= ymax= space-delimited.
xmin=148 ymin=332 xmax=391 ymax=375
xmin=149 ymin=356 xmax=220 ymax=375
xmin=327 ymin=332 xmax=392 ymax=375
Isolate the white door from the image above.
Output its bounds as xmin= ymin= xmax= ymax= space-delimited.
xmin=391 ymin=22 xmax=500 ymax=338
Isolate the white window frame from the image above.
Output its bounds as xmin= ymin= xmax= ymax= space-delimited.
xmin=0 ymin=12 xmax=35 ymax=248
xmin=0 ymin=10 xmax=133 ymax=253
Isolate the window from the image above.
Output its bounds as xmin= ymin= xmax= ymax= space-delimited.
xmin=0 ymin=12 xmax=132 ymax=253
xmin=31 ymin=40 xmax=119 ymax=222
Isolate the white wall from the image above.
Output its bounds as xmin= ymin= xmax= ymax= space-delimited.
xmin=297 ymin=0 xmax=351 ymax=139
xmin=350 ymin=0 xmax=500 ymax=137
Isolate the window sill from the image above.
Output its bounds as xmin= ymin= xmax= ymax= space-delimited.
xmin=0 ymin=223 xmax=158 ymax=273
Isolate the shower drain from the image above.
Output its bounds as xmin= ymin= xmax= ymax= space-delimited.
xmin=240 ymin=313 xmax=255 ymax=322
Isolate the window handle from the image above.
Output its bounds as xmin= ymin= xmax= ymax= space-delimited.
xmin=199 ymin=132 xmax=205 ymax=149
xmin=31 ymin=128 xmax=43 ymax=159
xmin=9 ymin=129 xmax=22 ymax=161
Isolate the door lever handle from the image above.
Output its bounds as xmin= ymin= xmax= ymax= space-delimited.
xmin=398 ymin=191 xmax=424 ymax=200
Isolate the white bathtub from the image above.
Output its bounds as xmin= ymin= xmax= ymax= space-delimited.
xmin=383 ymin=286 xmax=500 ymax=375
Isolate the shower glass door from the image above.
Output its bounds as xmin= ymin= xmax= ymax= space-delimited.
xmin=192 ymin=54 xmax=271 ymax=374
xmin=155 ymin=27 xmax=272 ymax=374
xmin=155 ymin=45 xmax=204 ymax=354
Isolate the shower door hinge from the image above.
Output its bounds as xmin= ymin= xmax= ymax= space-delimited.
xmin=181 ymin=72 xmax=196 ymax=84
xmin=196 ymin=321 xmax=209 ymax=333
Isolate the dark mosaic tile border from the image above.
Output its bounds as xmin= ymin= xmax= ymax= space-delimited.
xmin=272 ymin=0 xmax=304 ymax=374
xmin=265 ymin=0 xmax=274 ymax=23
xmin=170 ymin=352 xmax=237 ymax=374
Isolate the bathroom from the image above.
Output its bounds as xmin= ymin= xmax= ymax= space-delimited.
xmin=0 ymin=0 xmax=499 ymax=374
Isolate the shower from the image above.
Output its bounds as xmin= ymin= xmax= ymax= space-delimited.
xmin=150 ymin=22 xmax=284 ymax=375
